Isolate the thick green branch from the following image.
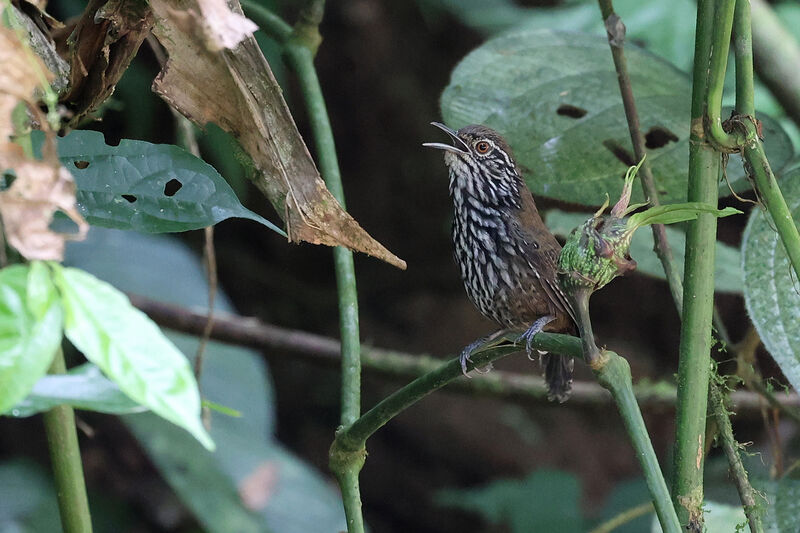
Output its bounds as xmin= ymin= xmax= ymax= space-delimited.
xmin=332 ymin=334 xmax=580 ymax=453
xmin=593 ymin=351 xmax=680 ymax=533
xmin=43 ymin=351 xmax=93 ymax=533
xmin=672 ymin=0 xmax=722 ymax=526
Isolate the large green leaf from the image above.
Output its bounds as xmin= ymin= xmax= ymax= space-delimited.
xmin=51 ymin=264 xmax=213 ymax=450
xmin=64 ymin=227 xmax=346 ymax=533
xmin=546 ymin=210 xmax=743 ymax=293
xmin=8 ymin=363 xmax=144 ymax=417
xmin=439 ymin=29 xmax=793 ymax=206
xmin=742 ymin=168 xmax=800 ymax=394
xmin=436 ymin=470 xmax=583 ymax=533
xmin=125 ymin=412 xmax=269 ymax=533
xmin=0 ymin=264 xmax=62 ymax=414
xmin=421 ymin=0 xmax=697 ymax=70
xmin=42 ymin=130 xmax=283 ymax=235
xmin=0 ymin=459 xmax=59 ymax=532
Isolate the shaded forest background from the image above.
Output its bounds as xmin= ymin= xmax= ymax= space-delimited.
xmin=2 ymin=0 xmax=799 ymax=531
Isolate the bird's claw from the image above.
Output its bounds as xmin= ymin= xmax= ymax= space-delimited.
xmin=517 ymin=315 xmax=556 ymax=360
xmin=459 ymin=338 xmax=493 ymax=377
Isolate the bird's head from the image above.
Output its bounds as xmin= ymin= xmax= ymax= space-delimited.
xmin=424 ymin=122 xmax=522 ymax=206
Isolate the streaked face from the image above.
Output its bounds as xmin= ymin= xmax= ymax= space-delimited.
xmin=424 ymin=122 xmax=522 ymax=207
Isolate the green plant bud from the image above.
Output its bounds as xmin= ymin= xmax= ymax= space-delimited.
xmin=558 ymin=157 xmax=741 ymax=294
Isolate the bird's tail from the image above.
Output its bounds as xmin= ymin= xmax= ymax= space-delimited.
xmin=542 ymin=353 xmax=574 ymax=403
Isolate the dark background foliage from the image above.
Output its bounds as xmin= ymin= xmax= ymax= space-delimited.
xmin=3 ymin=0 xmax=799 ymax=531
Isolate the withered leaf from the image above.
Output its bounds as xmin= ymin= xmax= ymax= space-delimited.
xmin=0 ymin=22 xmax=87 ymax=261
xmin=56 ymin=0 xmax=154 ymax=127
xmin=149 ymin=0 xmax=406 ymax=269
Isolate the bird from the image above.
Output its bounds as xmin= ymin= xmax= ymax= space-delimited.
xmin=424 ymin=122 xmax=576 ymax=402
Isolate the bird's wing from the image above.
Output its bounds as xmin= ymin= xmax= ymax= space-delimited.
xmin=511 ymin=188 xmax=577 ymax=324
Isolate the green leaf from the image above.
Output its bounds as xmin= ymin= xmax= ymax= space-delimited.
xmin=439 ymin=29 xmax=793 ymax=206
xmin=50 ymin=264 xmax=213 ymax=450
xmin=8 ymin=363 xmax=145 ymax=417
xmin=545 ymin=210 xmax=743 ymax=293
xmin=773 ymin=476 xmax=800 ymax=532
xmin=594 ymin=478 xmax=653 ymax=533
xmin=742 ymin=167 xmax=800 ymax=395
xmin=422 ymin=0 xmax=698 ymax=71
xmin=125 ymin=413 xmax=269 ymax=533
xmin=39 ymin=130 xmax=284 ymax=235
xmin=65 ymin=228 xmax=347 ymax=532
xmin=627 ymin=204 xmax=741 ymax=229
xmin=436 ymin=470 xmax=583 ymax=533
xmin=0 ymin=459 xmax=57 ymax=529
xmin=0 ymin=265 xmax=62 ymax=415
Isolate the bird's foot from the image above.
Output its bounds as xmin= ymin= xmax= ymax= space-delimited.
xmin=459 ymin=331 xmax=509 ymax=377
xmin=517 ymin=315 xmax=556 ymax=360
xmin=459 ymin=339 xmax=492 ymax=378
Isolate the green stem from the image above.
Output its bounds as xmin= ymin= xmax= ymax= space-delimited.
xmin=733 ymin=0 xmax=754 ymax=116
xmin=672 ymin=0 xmax=722 ymax=526
xmin=709 ymin=383 xmax=764 ymax=533
xmin=282 ymin=43 xmax=361 ymax=427
xmin=593 ymin=352 xmax=681 ymax=533
xmin=42 ymin=351 xmax=93 ymax=533
xmin=572 ymin=287 xmax=601 ymax=364
xmin=742 ymin=137 xmax=800 ymax=280
xmin=705 ymin=0 xmax=744 ymax=151
xmin=241 ymin=0 xmax=292 ymax=43
xmin=280 ymin=6 xmax=364 ymax=531
xmin=731 ymin=0 xmax=800 ymax=283
xmin=333 ymin=334 xmax=580 ymax=453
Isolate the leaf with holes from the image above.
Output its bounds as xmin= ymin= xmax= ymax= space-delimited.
xmin=0 ymin=264 xmax=62 ymax=415
xmin=51 ymin=264 xmax=213 ymax=450
xmin=545 ymin=210 xmax=743 ymax=293
xmin=742 ymin=167 xmax=800 ymax=394
xmin=37 ymin=130 xmax=284 ymax=235
xmin=440 ymin=29 xmax=793 ymax=206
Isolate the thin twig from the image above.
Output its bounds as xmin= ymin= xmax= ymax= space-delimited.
xmin=598 ymin=0 xmax=683 ymax=311
xmin=588 ymin=502 xmax=654 ymax=533
xmin=735 ymin=327 xmax=800 ymax=424
xmin=127 ymin=294 xmax=800 ymax=413
xmin=709 ymin=382 xmax=765 ymax=533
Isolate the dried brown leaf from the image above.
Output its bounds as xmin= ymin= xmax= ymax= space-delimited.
xmin=0 ymin=159 xmax=86 ymax=260
xmin=149 ymin=0 xmax=406 ymax=269
xmin=57 ymin=0 xmax=154 ymax=127
xmin=0 ymin=22 xmax=87 ymax=261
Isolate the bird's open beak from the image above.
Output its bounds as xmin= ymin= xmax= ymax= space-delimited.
xmin=422 ymin=122 xmax=469 ymax=154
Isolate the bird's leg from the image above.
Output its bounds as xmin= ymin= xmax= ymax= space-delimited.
xmin=459 ymin=329 xmax=510 ymax=377
xmin=517 ymin=315 xmax=556 ymax=360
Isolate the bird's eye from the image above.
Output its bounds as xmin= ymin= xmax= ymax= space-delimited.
xmin=475 ymin=141 xmax=491 ymax=154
